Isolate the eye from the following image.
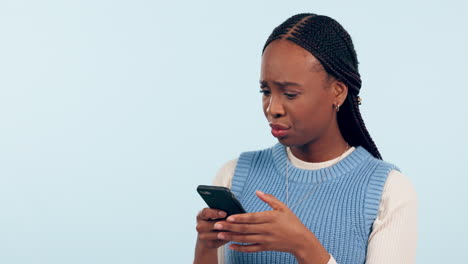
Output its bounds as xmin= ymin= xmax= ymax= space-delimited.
xmin=284 ymin=93 xmax=298 ymax=99
xmin=259 ymin=89 xmax=271 ymax=96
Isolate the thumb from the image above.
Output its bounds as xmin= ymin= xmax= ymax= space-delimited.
xmin=256 ymin=190 xmax=285 ymax=211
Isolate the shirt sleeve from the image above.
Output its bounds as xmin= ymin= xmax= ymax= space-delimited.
xmin=212 ymin=158 xmax=238 ymax=188
xmin=365 ymin=169 xmax=418 ymax=264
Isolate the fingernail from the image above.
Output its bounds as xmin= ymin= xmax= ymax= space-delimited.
xmin=218 ymin=211 xmax=227 ymax=217
xmin=214 ymin=223 xmax=223 ymax=229
xmin=227 ymin=216 xmax=235 ymax=222
xmin=257 ymin=190 xmax=264 ymax=195
xmin=217 ymin=233 xmax=225 ymax=240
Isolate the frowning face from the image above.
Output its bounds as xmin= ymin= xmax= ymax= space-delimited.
xmin=260 ymin=39 xmax=342 ymax=147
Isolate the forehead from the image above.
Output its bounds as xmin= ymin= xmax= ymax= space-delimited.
xmin=261 ymin=39 xmax=323 ymax=81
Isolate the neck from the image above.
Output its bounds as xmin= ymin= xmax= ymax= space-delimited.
xmin=290 ymin=126 xmax=348 ymax=163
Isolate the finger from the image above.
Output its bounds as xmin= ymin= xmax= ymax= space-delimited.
xmin=226 ymin=211 xmax=274 ymax=224
xmin=256 ymin=190 xmax=285 ymax=211
xmin=196 ymin=219 xmax=221 ymax=233
xmin=198 ymin=231 xmax=223 ymax=241
xmin=214 ymin=221 xmax=268 ymax=234
xmin=217 ymin=232 xmax=265 ymax=244
xmin=229 ymin=243 xmax=264 ymax=253
xmin=197 ymin=208 xmax=227 ymax=220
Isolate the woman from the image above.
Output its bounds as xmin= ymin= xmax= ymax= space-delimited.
xmin=194 ymin=13 xmax=417 ymax=264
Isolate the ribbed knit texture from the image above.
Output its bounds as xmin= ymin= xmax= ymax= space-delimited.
xmin=225 ymin=143 xmax=398 ymax=264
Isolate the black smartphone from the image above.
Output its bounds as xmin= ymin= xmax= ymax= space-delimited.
xmin=197 ymin=185 xmax=247 ymax=217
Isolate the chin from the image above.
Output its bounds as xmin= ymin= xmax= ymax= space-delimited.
xmin=276 ymin=136 xmax=313 ymax=148
xmin=275 ymin=136 xmax=296 ymax=147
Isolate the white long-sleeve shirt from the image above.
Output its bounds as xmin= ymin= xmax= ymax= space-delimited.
xmin=213 ymin=147 xmax=418 ymax=264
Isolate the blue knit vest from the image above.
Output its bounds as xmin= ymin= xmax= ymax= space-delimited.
xmin=224 ymin=143 xmax=398 ymax=264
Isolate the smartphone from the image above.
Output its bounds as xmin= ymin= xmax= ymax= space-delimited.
xmin=197 ymin=185 xmax=247 ymax=217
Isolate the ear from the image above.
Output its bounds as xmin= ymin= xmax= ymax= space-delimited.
xmin=331 ymin=80 xmax=348 ymax=106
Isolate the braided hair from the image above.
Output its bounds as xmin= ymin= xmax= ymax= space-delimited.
xmin=262 ymin=13 xmax=382 ymax=159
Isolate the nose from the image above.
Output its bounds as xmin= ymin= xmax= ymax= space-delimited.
xmin=266 ymin=95 xmax=285 ymax=118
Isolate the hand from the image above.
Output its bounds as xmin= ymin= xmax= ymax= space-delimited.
xmin=213 ymin=191 xmax=330 ymax=263
xmin=195 ymin=208 xmax=229 ymax=249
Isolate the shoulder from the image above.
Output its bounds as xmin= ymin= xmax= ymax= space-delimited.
xmin=360 ymin=149 xmax=403 ymax=195
xmin=381 ymin=169 xmax=418 ymax=213
xmin=366 ymin=164 xmax=418 ymax=237
xmin=365 ymin=152 xmax=417 ymax=205
xmin=238 ymin=144 xmax=279 ymax=161
xmin=361 ymin=151 xmax=413 ymax=230
xmin=211 ymin=144 xmax=280 ymax=188
xmin=212 ymin=158 xmax=238 ymax=188
xmin=368 ymin=151 xmax=400 ymax=173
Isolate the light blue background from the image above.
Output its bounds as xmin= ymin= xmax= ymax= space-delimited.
xmin=0 ymin=0 xmax=467 ymax=263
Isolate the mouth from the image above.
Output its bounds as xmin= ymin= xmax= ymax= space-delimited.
xmin=269 ymin=123 xmax=290 ymax=138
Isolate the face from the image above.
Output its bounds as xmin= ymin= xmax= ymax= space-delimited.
xmin=260 ymin=39 xmax=343 ymax=147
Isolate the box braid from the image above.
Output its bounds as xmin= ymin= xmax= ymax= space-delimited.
xmin=262 ymin=13 xmax=382 ymax=159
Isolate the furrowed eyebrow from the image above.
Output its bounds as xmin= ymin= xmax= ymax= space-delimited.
xmin=259 ymin=80 xmax=301 ymax=88
xmin=273 ymin=81 xmax=301 ymax=87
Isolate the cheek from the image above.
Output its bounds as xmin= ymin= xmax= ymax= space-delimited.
xmin=262 ymin=97 xmax=269 ymax=116
xmin=289 ymin=106 xmax=310 ymax=129
xmin=290 ymin=99 xmax=329 ymax=129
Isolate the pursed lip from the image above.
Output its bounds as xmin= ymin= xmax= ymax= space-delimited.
xmin=269 ymin=123 xmax=289 ymax=130
xmin=269 ymin=123 xmax=290 ymax=138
